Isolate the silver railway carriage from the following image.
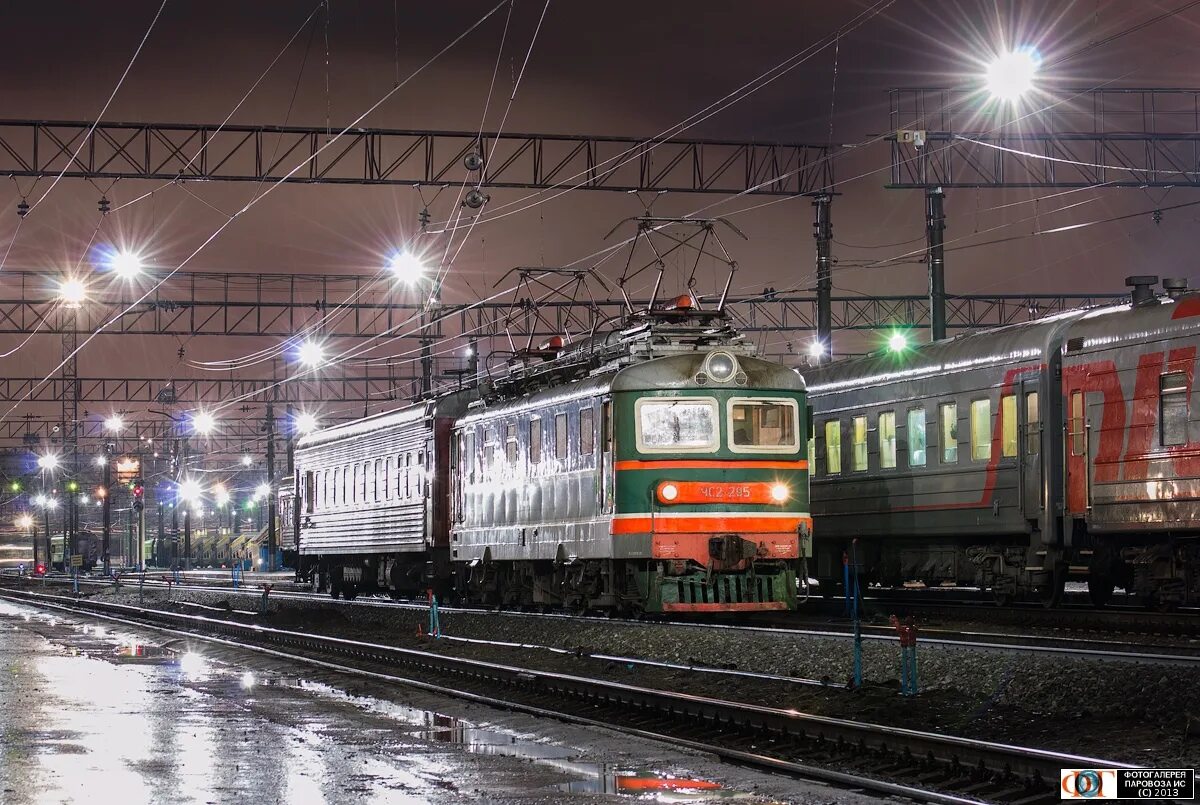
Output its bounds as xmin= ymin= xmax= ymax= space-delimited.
xmin=807 ymin=276 xmax=1200 ymax=607
xmin=293 ymin=391 xmax=475 ymax=599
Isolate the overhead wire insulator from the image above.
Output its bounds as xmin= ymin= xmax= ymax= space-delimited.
xmin=418 ymin=207 xmax=431 ymax=230
xmin=16 ymin=199 xmax=28 ymax=218
xmin=98 ymin=196 xmax=111 ymax=215
xmin=464 ymin=189 xmax=488 ymax=209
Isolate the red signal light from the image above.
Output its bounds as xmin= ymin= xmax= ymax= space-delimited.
xmin=34 ymin=563 xmax=45 ymax=576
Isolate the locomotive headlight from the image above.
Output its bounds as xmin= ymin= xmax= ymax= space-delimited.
xmin=703 ymin=351 xmax=738 ymax=383
xmin=770 ymin=483 xmax=789 ymax=503
xmin=659 ymin=483 xmax=679 ymax=503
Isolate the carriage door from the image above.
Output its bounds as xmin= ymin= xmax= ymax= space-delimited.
xmin=1065 ymin=387 xmax=1090 ymax=513
xmin=1020 ymin=380 xmax=1042 ymax=521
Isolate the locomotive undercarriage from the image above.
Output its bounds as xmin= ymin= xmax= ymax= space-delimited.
xmin=456 ymin=553 xmax=799 ymax=614
xmin=298 ymin=550 xmax=799 ymax=613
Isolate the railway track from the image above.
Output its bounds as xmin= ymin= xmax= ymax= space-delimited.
xmin=0 ymin=586 xmax=1130 ymax=805
xmin=16 ymin=573 xmax=1200 ymax=667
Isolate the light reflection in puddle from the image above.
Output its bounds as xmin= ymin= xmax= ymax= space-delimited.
xmin=1 ymin=600 xmax=754 ymax=802
xmin=297 ymin=681 xmax=750 ymax=799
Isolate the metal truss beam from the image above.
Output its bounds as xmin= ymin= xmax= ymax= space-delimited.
xmin=888 ymin=87 xmax=1200 ymax=188
xmin=0 ymin=416 xmax=355 ymax=454
xmin=0 ymin=371 xmax=417 ymax=405
xmin=0 ymin=120 xmax=833 ymax=196
xmin=0 ymin=270 xmax=1123 ymax=339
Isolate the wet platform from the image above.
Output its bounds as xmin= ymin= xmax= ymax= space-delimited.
xmin=0 ymin=599 xmax=874 ymax=804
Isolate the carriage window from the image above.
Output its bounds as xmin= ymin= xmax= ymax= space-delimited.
xmin=322 ymin=470 xmax=330 ymax=508
xmin=1000 ymin=394 xmax=1018 ymax=457
xmin=405 ymin=453 xmax=413 ymax=498
xmin=824 ymin=420 xmax=841 ymax=475
xmin=580 ymin=408 xmax=595 ymax=455
xmin=374 ymin=458 xmax=382 ymax=502
xmin=384 ymin=457 xmax=392 ymax=500
xmin=729 ymin=398 xmax=799 ymax=453
xmin=555 ymin=413 xmax=569 ymax=459
xmin=1025 ymin=392 xmax=1040 ymax=454
xmin=529 ymin=420 xmax=542 ymax=464
xmin=1161 ymin=372 xmax=1189 ymax=446
xmin=332 ymin=468 xmax=340 ymax=505
xmin=940 ymin=403 xmax=958 ymax=463
xmin=304 ymin=471 xmax=315 ymax=514
xmin=879 ymin=411 xmax=897 ymax=469
xmin=1070 ymin=391 xmax=1085 ymax=456
xmin=417 ymin=451 xmax=425 ymax=495
xmin=635 ymin=397 xmax=719 ymax=453
xmin=351 ymin=464 xmax=359 ymax=503
xmin=851 ymin=415 xmax=868 ymax=471
xmin=970 ymin=399 xmax=992 ymax=461
xmin=907 ymin=408 xmax=926 ymax=467
xmin=505 ymin=423 xmax=518 ymax=463
xmin=484 ymin=428 xmax=497 ymax=467
xmin=463 ymin=433 xmax=475 ymax=481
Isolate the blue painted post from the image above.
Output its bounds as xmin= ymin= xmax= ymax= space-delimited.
xmin=428 ymin=590 xmax=440 ymax=638
xmin=850 ymin=541 xmax=862 ymax=689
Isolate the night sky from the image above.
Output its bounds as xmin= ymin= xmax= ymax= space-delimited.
xmin=2 ymin=0 xmax=1199 ymax=432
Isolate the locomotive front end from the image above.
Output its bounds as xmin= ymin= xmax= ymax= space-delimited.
xmin=612 ymin=350 xmax=810 ymax=612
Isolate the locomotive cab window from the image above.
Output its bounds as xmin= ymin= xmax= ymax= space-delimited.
xmin=728 ymin=398 xmax=799 ymax=453
xmin=970 ymin=399 xmax=992 ymax=461
xmin=635 ymin=397 xmax=719 ymax=453
xmin=304 ymin=471 xmax=315 ymax=514
xmin=824 ymin=420 xmax=841 ymax=475
xmin=907 ymin=408 xmax=926 ymax=467
xmin=851 ymin=415 xmax=868 ymax=471
xmin=939 ymin=403 xmax=958 ymax=464
xmin=1161 ymin=372 xmax=1189 ymax=446
xmin=878 ymin=411 xmax=896 ymax=469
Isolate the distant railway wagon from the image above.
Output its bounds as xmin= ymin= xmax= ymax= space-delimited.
xmin=292 ymin=306 xmax=811 ymax=613
xmin=807 ymin=276 xmax=1200 ymax=608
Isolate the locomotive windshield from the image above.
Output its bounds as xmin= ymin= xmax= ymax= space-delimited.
xmin=729 ymin=398 xmax=799 ymax=452
xmin=636 ymin=397 xmax=718 ymax=452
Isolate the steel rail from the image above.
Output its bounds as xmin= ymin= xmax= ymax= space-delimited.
xmin=0 ymin=585 xmax=1134 ymax=801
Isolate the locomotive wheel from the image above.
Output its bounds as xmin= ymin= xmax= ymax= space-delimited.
xmin=329 ymin=581 xmax=342 ymax=600
xmin=343 ymin=583 xmax=358 ymax=601
xmin=991 ymin=590 xmax=1013 ymax=607
xmin=1038 ymin=567 xmax=1066 ymax=609
xmin=1087 ymin=575 xmax=1114 ymax=608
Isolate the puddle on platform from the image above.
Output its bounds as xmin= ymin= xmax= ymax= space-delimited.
xmin=1 ymin=599 xmax=752 ymax=801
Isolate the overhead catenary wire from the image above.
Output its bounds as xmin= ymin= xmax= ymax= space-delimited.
xmin=0 ymin=1 xmax=511 ymax=429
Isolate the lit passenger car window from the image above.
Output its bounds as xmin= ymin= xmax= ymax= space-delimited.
xmin=970 ymin=399 xmax=992 ymax=461
xmin=824 ymin=421 xmax=841 ymax=475
xmin=907 ymin=408 xmax=926 ymax=467
xmin=728 ymin=398 xmax=799 ymax=453
xmin=635 ymin=397 xmax=718 ymax=453
xmin=1025 ymin=392 xmax=1039 ymax=454
xmin=940 ymin=403 xmax=958 ymax=464
xmin=852 ymin=415 xmax=867 ymax=471
xmin=1000 ymin=394 xmax=1017 ymax=457
xmin=878 ymin=411 xmax=896 ymax=469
